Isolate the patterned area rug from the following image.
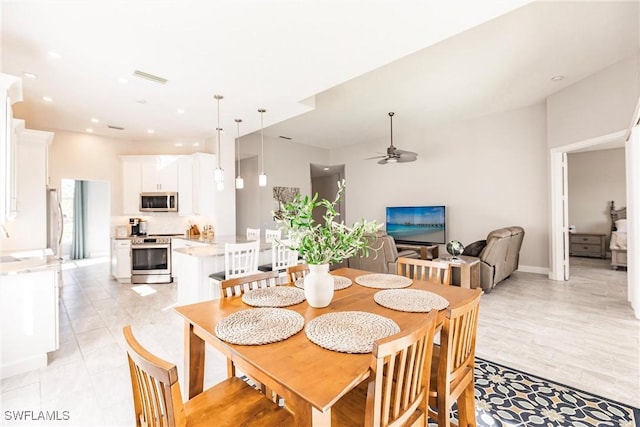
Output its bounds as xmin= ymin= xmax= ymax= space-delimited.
xmin=428 ymin=357 xmax=639 ymax=427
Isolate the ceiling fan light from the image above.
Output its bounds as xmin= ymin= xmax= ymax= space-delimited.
xmin=387 ymin=158 xmax=398 ymax=164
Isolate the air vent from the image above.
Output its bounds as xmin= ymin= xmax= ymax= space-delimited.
xmin=132 ymin=70 xmax=168 ymax=85
xmin=108 ymin=125 xmax=125 ymax=130
xmin=279 ymin=135 xmax=292 ymax=140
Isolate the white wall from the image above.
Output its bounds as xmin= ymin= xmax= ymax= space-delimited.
xmin=330 ymin=104 xmax=548 ymax=270
xmin=567 ymin=148 xmax=625 ymax=238
xmin=236 ymin=133 xmax=330 ymax=235
xmin=86 ymin=180 xmax=110 ymax=257
xmin=547 ymin=56 xmax=640 ymax=148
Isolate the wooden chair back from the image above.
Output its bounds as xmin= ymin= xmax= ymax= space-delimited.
xmin=265 ymin=228 xmax=281 ymax=243
xmin=429 ymin=288 xmax=482 ymax=426
xmin=366 ymin=309 xmax=438 ymax=427
xmin=220 ymin=270 xmax=280 ymax=298
xmin=123 ymin=325 xmax=186 ymax=427
xmin=397 ymin=257 xmax=452 ymax=285
xmin=224 ymin=240 xmax=260 ymax=279
xmin=285 ymin=263 xmax=309 ymax=286
xmin=246 ymin=227 xmax=261 ymax=240
xmin=271 ymin=239 xmax=298 ymax=273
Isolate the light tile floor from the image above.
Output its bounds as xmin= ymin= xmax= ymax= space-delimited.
xmin=1 ymin=257 xmax=637 ymax=426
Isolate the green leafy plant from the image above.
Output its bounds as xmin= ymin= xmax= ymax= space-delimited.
xmin=274 ymin=180 xmax=379 ymax=265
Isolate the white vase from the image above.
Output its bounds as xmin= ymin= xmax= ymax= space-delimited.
xmin=304 ymin=263 xmax=334 ymax=308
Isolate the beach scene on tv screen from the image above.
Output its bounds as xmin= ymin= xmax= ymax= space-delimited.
xmin=386 ymin=206 xmax=446 ymax=244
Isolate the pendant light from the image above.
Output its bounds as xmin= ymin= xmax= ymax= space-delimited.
xmin=234 ymin=118 xmax=244 ymax=190
xmin=213 ymin=94 xmax=224 ymax=191
xmin=258 ymin=108 xmax=267 ymax=187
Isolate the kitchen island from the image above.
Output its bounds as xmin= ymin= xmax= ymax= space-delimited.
xmin=172 ymin=236 xmax=272 ymax=304
xmin=0 ymin=248 xmax=61 ymax=378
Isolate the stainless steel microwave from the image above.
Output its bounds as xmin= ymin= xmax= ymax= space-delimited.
xmin=139 ymin=192 xmax=178 ymax=212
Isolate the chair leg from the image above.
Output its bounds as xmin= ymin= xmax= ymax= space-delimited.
xmin=437 ymin=394 xmax=450 ymax=427
xmin=456 ymin=382 xmax=476 ymax=427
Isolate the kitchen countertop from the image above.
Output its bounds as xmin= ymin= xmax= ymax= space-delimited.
xmin=0 ymin=248 xmax=61 ymax=275
xmin=173 ymin=235 xmax=272 ymax=257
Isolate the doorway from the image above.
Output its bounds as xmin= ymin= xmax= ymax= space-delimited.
xmin=60 ymin=178 xmax=110 ymax=260
xmin=310 ymin=164 xmax=345 ymax=225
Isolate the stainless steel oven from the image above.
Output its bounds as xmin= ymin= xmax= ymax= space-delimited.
xmin=131 ymin=236 xmax=172 ymax=284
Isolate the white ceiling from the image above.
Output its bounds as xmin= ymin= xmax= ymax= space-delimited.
xmin=2 ymin=0 xmax=639 ymax=152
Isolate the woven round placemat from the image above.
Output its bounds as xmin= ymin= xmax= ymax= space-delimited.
xmin=294 ymin=275 xmax=352 ymax=291
xmin=305 ymin=311 xmax=400 ymax=354
xmin=241 ymin=286 xmax=306 ymax=307
xmin=374 ymin=289 xmax=449 ymax=312
xmin=215 ymin=308 xmax=304 ymax=345
xmin=354 ymin=273 xmax=412 ymax=289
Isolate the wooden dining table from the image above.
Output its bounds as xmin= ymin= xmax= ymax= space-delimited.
xmin=173 ymin=267 xmax=480 ymax=427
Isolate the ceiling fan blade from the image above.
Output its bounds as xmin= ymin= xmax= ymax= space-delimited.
xmin=396 ymin=154 xmax=417 ymax=163
xmin=365 ymin=154 xmax=387 ymax=160
xmin=377 ymin=158 xmax=390 ymax=165
xmin=395 ymin=149 xmax=418 ymax=156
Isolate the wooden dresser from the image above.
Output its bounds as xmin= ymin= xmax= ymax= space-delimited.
xmin=569 ymin=233 xmax=606 ymax=259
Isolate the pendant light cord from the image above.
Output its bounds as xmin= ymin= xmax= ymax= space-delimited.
xmin=259 ymin=109 xmax=266 ymax=173
xmin=235 ymin=119 xmax=241 ymax=175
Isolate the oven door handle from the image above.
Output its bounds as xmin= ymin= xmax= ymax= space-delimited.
xmin=132 ymin=244 xmax=171 ymax=249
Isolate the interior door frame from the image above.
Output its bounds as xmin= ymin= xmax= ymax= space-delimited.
xmin=549 ymin=128 xmax=638 ymax=318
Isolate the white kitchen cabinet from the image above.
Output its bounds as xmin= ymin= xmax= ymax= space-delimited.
xmin=121 ymin=157 xmax=142 ymax=214
xmin=192 ymin=153 xmax=216 ymax=216
xmin=1 ymin=73 xmax=22 ymax=223
xmin=171 ymin=237 xmax=208 ymax=280
xmin=141 ymin=156 xmax=179 ymax=192
xmin=111 ymin=238 xmax=131 ymax=282
xmin=177 ymin=156 xmax=194 ymax=215
xmin=1 ymin=120 xmax=54 ymax=252
xmin=0 ymin=267 xmax=59 ymax=379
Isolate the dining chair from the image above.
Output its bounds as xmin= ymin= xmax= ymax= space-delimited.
xmin=285 ymin=263 xmax=309 ymax=286
xmin=397 ymin=257 xmax=452 ymax=285
xmin=258 ymin=239 xmax=299 ymax=275
xmin=220 ymin=270 xmax=280 ymax=298
xmin=264 ymin=228 xmax=281 ymax=243
xmin=428 ymin=288 xmax=482 ymax=427
xmin=332 ymin=310 xmax=438 ymax=427
xmin=122 ymin=325 xmax=293 ymax=427
xmin=246 ymin=227 xmax=261 ymax=240
xmin=208 ymin=240 xmax=261 ymax=295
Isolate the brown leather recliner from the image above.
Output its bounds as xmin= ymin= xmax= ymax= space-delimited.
xmin=464 ymin=226 xmax=525 ymax=293
xmin=347 ymin=230 xmax=420 ymax=274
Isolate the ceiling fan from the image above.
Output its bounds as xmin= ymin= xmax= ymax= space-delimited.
xmin=367 ymin=112 xmax=418 ymax=165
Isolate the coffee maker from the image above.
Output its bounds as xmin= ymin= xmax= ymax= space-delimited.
xmin=129 ymin=218 xmax=141 ymax=236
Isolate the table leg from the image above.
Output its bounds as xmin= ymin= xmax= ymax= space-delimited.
xmin=460 ymin=264 xmax=471 ymax=289
xmin=287 ymin=394 xmax=331 ymax=427
xmin=183 ymin=322 xmax=205 ymax=399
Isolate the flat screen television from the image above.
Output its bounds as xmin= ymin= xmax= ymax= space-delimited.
xmin=385 ymin=205 xmax=446 ymax=245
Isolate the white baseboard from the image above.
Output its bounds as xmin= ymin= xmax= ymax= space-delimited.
xmin=517 ymin=265 xmax=549 ymax=275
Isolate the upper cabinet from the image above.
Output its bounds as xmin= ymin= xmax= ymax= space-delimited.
xmin=120 ymin=154 xmax=216 ymax=216
xmin=141 ymin=156 xmax=179 ymax=192
xmin=0 ymin=73 xmax=23 ymax=223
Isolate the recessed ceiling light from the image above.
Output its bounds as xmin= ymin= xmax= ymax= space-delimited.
xmin=323 ymin=167 xmax=330 ymax=171
xmin=192 ymin=142 xmax=200 ymax=147
xmin=147 ymin=129 xmax=154 ymax=134
xmin=42 ymin=96 xmax=53 ymax=102
xmin=48 ymin=51 xmax=62 ymax=59
xmin=86 ymin=128 xmax=94 ymax=133
xmin=90 ymin=118 xmax=99 ymax=123
xmin=551 ymin=75 xmax=565 ymax=82
xmin=118 ymin=78 xmax=128 ymax=84
xmin=23 ymin=72 xmax=37 ymax=79
xmin=177 ymin=109 xmax=185 ymax=114
xmin=175 ymin=142 xmax=183 ymax=147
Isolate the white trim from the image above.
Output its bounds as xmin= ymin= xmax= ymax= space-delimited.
xmin=518 ymin=265 xmax=549 ymax=275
